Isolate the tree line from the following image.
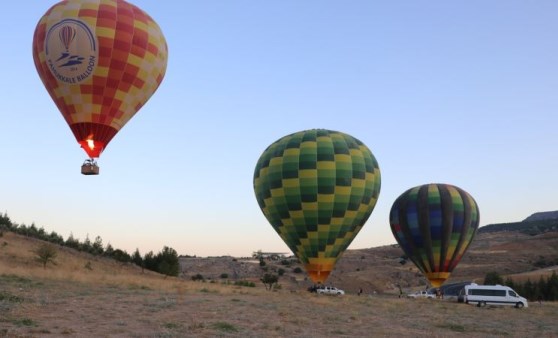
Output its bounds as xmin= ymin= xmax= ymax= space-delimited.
xmin=484 ymin=271 xmax=558 ymax=301
xmin=0 ymin=211 xmax=179 ymax=277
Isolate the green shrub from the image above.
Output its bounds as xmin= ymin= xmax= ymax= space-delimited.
xmin=191 ymin=273 xmax=204 ymax=281
xmin=234 ymin=280 xmax=256 ymax=287
xmin=220 ymin=273 xmax=228 ymax=279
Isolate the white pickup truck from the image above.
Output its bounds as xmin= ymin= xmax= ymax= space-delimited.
xmin=406 ymin=291 xmax=435 ymax=299
xmin=317 ymin=286 xmax=345 ymax=295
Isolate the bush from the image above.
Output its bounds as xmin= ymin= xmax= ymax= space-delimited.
xmin=234 ymin=280 xmax=256 ymax=287
xmin=261 ymin=273 xmax=279 ymax=290
xmin=192 ymin=274 xmax=204 ymax=281
xmin=293 ymin=267 xmax=303 ymax=273
xmin=220 ymin=273 xmax=229 ymax=279
xmin=278 ymin=268 xmax=285 ymax=276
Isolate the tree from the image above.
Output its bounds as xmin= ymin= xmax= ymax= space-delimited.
xmin=261 ymin=273 xmax=279 ymax=290
xmin=143 ymin=251 xmax=157 ymax=271
xmin=81 ymin=234 xmax=93 ymax=253
xmin=112 ymin=249 xmax=131 ymax=263
xmin=484 ymin=271 xmax=503 ymax=285
xmin=65 ymin=232 xmax=80 ymax=249
xmin=92 ymin=236 xmax=104 ymax=255
xmin=34 ymin=243 xmax=57 ymax=269
xmin=104 ymin=243 xmax=115 ymax=257
xmin=131 ymin=248 xmax=143 ymax=271
xmin=504 ymin=277 xmax=515 ymax=290
xmin=48 ymin=231 xmax=64 ymax=245
xmin=547 ymin=272 xmax=558 ymax=301
xmin=156 ymin=246 xmax=179 ymax=277
xmin=0 ymin=212 xmax=13 ymax=229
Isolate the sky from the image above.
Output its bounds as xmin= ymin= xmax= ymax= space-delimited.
xmin=1 ymin=1 xmax=557 ymax=258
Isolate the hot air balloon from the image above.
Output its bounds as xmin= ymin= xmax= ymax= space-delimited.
xmin=253 ymin=129 xmax=381 ymax=284
xmin=389 ymin=183 xmax=480 ymax=288
xmin=32 ymin=0 xmax=168 ymax=175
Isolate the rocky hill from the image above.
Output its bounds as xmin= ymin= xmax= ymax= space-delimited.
xmin=523 ymin=210 xmax=558 ymax=222
xmin=179 ymin=224 xmax=558 ymax=294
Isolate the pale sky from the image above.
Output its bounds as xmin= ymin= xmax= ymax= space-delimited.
xmin=1 ymin=1 xmax=557 ymax=257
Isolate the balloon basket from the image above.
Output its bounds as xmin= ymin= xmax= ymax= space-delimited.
xmin=81 ymin=159 xmax=99 ymax=175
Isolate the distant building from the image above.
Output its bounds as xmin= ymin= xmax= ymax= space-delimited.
xmin=252 ymin=251 xmax=289 ymax=260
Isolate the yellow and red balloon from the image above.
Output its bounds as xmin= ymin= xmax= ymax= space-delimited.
xmin=33 ymin=0 xmax=168 ymax=159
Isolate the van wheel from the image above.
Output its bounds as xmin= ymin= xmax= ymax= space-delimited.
xmin=516 ymin=302 xmax=524 ymax=309
xmin=477 ymin=301 xmax=486 ymax=307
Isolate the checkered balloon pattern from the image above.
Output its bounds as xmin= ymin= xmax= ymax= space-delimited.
xmin=254 ymin=129 xmax=381 ymax=283
xmin=33 ymin=0 xmax=168 ymax=158
xmin=389 ymin=183 xmax=480 ymax=287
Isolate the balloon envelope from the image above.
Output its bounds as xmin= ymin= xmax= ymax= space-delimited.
xmin=254 ymin=129 xmax=381 ymax=283
xmin=389 ymin=183 xmax=480 ymax=287
xmin=33 ymin=0 xmax=168 ymax=158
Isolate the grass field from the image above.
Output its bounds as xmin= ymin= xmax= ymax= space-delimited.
xmin=1 ymin=231 xmax=557 ymax=337
xmin=1 ymin=272 xmax=557 ymax=337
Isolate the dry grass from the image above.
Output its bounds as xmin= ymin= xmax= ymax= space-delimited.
xmin=1 ymin=231 xmax=558 ymax=337
xmin=1 ymin=273 xmax=557 ymax=337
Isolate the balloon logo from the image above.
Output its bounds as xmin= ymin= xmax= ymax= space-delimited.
xmin=389 ymin=183 xmax=480 ymax=287
xmin=58 ymin=26 xmax=76 ymax=52
xmin=254 ymin=129 xmax=381 ymax=283
xmin=33 ymin=0 xmax=168 ymax=174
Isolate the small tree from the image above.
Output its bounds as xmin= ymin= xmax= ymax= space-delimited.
xmin=35 ymin=243 xmax=57 ymax=269
xmin=261 ymin=273 xmax=279 ymax=290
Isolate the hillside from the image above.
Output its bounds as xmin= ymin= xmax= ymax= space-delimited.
xmin=1 ymin=230 xmax=557 ymax=337
xmin=478 ymin=218 xmax=558 ymax=235
xmin=178 ymin=227 xmax=558 ymax=295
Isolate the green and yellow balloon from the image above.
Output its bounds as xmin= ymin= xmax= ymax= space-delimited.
xmin=253 ymin=129 xmax=381 ymax=283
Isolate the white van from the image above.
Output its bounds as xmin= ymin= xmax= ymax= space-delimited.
xmin=464 ymin=283 xmax=528 ymax=308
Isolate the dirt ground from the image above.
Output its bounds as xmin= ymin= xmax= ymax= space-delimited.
xmin=1 ymin=273 xmax=557 ymax=338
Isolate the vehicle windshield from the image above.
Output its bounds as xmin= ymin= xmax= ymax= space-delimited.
xmin=509 ymin=290 xmax=517 ymax=297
